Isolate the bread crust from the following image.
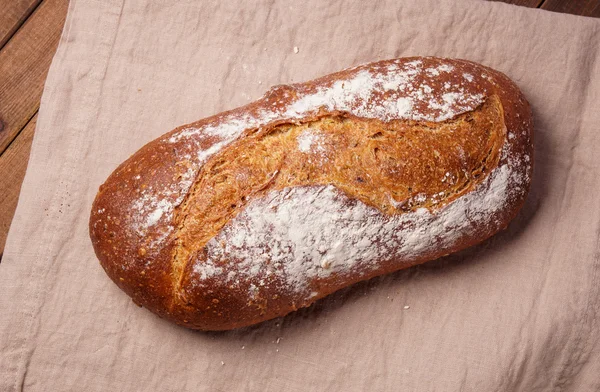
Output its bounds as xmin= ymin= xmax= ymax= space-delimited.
xmin=89 ymin=57 xmax=533 ymax=330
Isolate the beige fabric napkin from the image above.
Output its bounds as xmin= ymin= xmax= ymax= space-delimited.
xmin=2 ymin=0 xmax=600 ymax=390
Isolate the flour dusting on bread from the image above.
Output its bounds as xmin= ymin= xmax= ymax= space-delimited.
xmin=297 ymin=129 xmax=325 ymax=154
xmin=128 ymin=166 xmax=196 ymax=251
xmin=167 ymin=58 xmax=488 ymax=146
xmin=284 ymin=61 xmax=485 ymax=122
xmin=133 ymin=58 xmax=493 ymax=245
xmin=193 ymin=145 xmax=526 ymax=296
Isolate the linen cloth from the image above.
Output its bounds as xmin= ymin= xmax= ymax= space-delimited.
xmin=1 ymin=0 xmax=600 ymax=390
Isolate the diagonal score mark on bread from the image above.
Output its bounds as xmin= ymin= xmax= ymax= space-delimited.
xmin=170 ymin=96 xmax=505 ymax=305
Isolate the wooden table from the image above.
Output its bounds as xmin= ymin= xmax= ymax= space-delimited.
xmin=0 ymin=0 xmax=598 ymax=260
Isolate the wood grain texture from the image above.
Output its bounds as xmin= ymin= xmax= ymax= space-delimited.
xmin=0 ymin=115 xmax=36 ymax=259
xmin=540 ymin=0 xmax=600 ymax=18
xmin=0 ymin=0 xmax=69 ymax=156
xmin=0 ymin=0 xmax=42 ymax=49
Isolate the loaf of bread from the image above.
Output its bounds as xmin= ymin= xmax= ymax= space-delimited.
xmin=90 ymin=57 xmax=533 ymax=330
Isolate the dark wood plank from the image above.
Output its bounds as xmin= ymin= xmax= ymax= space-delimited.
xmin=488 ymin=0 xmax=544 ymax=8
xmin=0 ymin=0 xmax=42 ymax=49
xmin=540 ymin=0 xmax=600 ymax=18
xmin=0 ymin=0 xmax=69 ymax=156
xmin=0 ymin=114 xmax=36 ymax=259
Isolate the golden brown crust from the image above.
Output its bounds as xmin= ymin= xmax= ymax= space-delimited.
xmin=89 ymin=57 xmax=533 ymax=330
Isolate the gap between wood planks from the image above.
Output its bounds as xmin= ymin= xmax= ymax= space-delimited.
xmin=0 ymin=113 xmax=37 ymax=262
xmin=0 ymin=0 xmax=68 ymax=260
xmin=0 ymin=0 xmax=69 ymax=156
xmin=0 ymin=0 xmax=43 ymax=50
